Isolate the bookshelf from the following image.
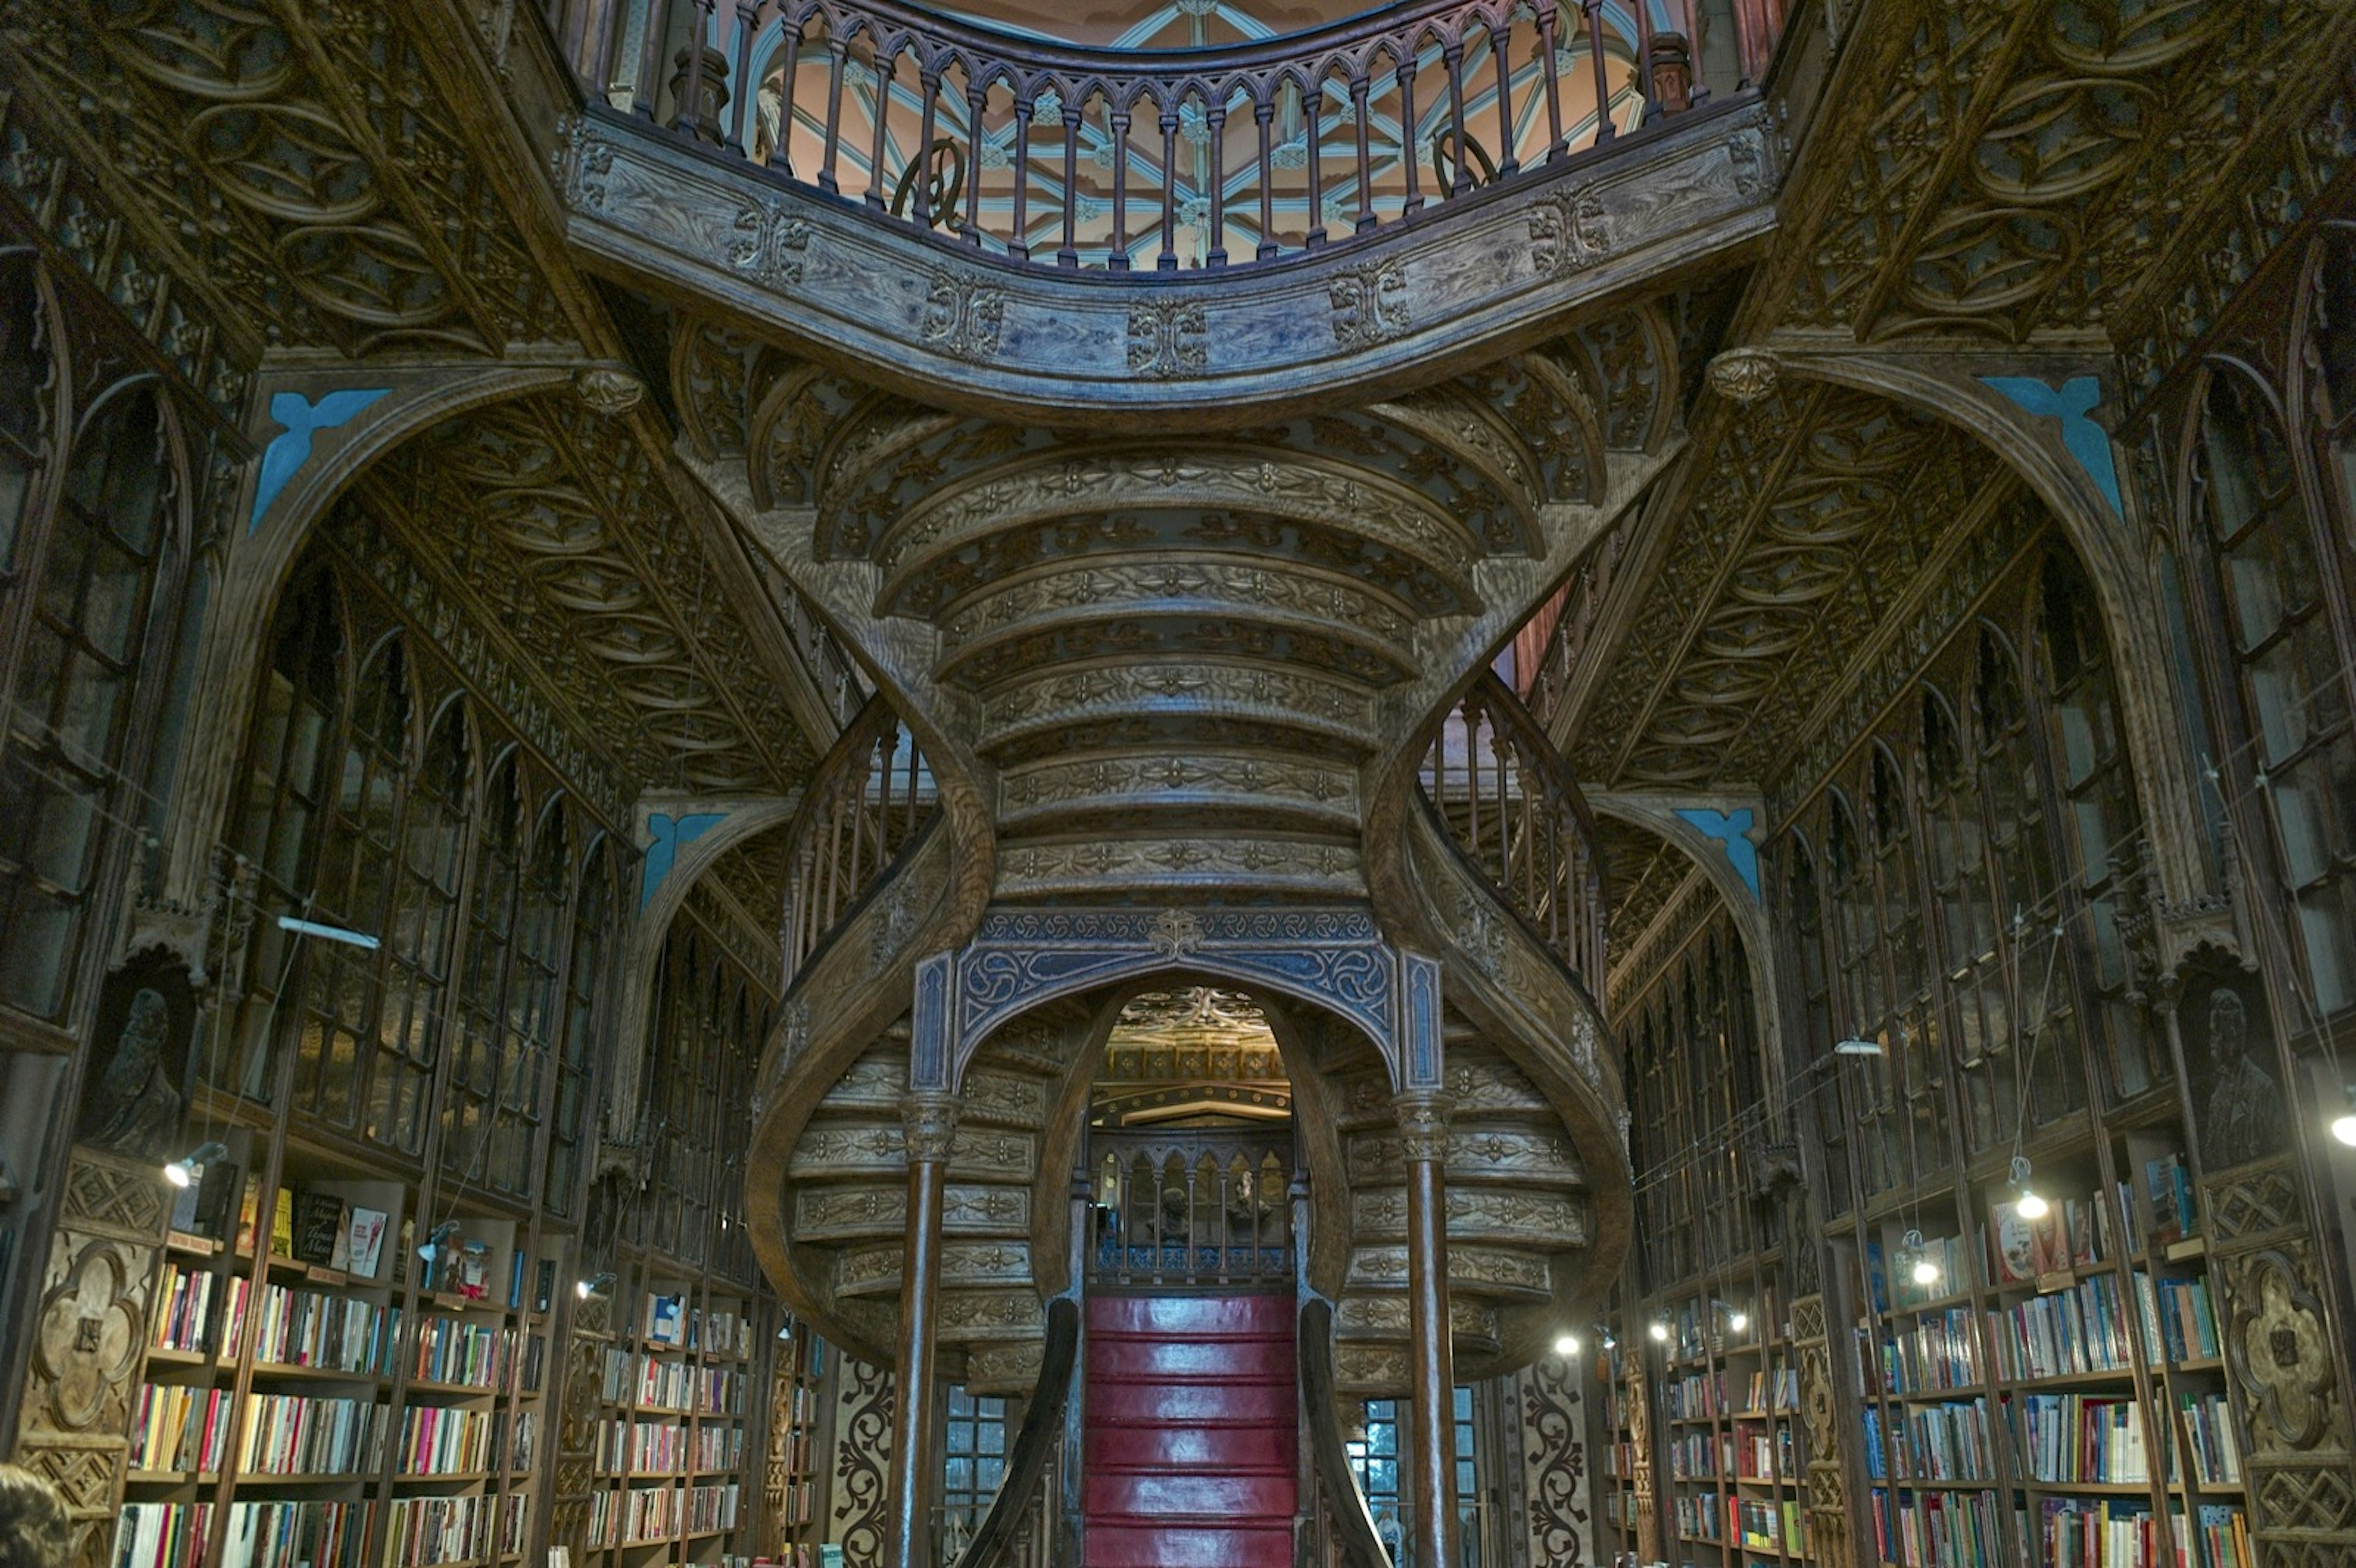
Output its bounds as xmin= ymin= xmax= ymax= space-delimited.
xmin=1771 ymin=542 xmax=2261 ymax=1568
xmin=763 ymin=1315 xmax=832 ymax=1568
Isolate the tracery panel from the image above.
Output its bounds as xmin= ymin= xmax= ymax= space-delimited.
xmin=0 ymin=283 xmax=186 ymax=1026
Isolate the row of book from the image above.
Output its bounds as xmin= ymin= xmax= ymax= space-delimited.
xmin=382 ymin=1492 xmax=526 ymax=1568
xmin=1869 ymin=1486 xmax=2004 ymax=1568
xmin=1672 ymin=1488 xmax=1725 ymax=1543
xmin=129 ymin=1383 xmax=233 ymax=1475
xmin=2034 ymin=1496 xmax=2172 ymax=1567
xmin=1665 ymin=1369 xmax=1728 ymax=1420
xmin=1732 ymin=1496 xmax=1806 ymax=1552
xmin=591 ymin=1417 xmax=744 ymax=1475
xmin=1741 ymin=1366 xmax=1801 ymax=1414
xmin=410 ymin=1316 xmax=513 ymax=1390
xmin=2017 ymin=1394 xmax=2150 ymax=1485
xmin=1668 ymin=1431 xmax=1729 ymax=1481
xmin=1868 ymin=1309 xmax=1982 ymax=1394
xmin=249 ymin=1282 xmax=398 ymax=1375
xmin=155 ymin=1261 xmax=222 ymax=1354
xmin=395 ymin=1404 xmax=495 ymax=1477
xmin=599 ymin=1417 xmax=688 ymax=1474
xmin=1987 ymin=1273 xmax=2138 ymax=1381
xmin=115 ymin=1499 xmax=375 ymax=1568
xmin=642 ymin=1295 xmax=757 ymax=1357
xmin=2142 ymin=1274 xmax=2220 ymax=1364
xmin=238 ymin=1394 xmax=382 ymax=1477
xmin=1731 ymin=1419 xmax=1794 ymax=1480
xmin=689 ymin=1481 xmax=742 ymax=1534
xmin=2177 ymin=1393 xmax=2241 ymax=1486
xmin=1884 ymin=1399 xmax=1996 ymax=1483
xmin=589 ymin=1481 xmax=688 ymax=1547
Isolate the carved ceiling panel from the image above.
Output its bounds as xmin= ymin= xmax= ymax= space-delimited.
xmin=355 ymin=392 xmax=815 ymax=795
xmin=1776 ymin=0 xmax=2349 ymax=344
xmin=3 ymin=0 xmax=565 ymax=356
xmin=1593 ymin=817 xmax=1697 ymax=964
xmin=1568 ymin=383 xmax=2008 ymax=791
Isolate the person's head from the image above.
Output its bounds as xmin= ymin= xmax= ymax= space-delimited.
xmin=2208 ymin=986 xmax=2248 ymax=1062
xmin=0 ymin=1464 xmax=73 ymax=1568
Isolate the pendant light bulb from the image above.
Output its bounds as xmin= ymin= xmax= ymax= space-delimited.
xmin=2010 ymin=1154 xmax=2047 ymax=1220
xmin=1728 ymin=1310 xmax=1749 ymax=1334
xmin=2333 ymin=1112 xmax=2356 ymax=1148
xmin=1648 ymin=1320 xmax=1669 ymax=1343
xmin=1554 ymin=1333 xmax=1580 ymax=1358
xmin=1911 ymin=1256 xmax=1941 ymax=1287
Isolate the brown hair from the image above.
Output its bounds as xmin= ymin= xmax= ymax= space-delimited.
xmin=0 ymin=1465 xmax=72 ymax=1568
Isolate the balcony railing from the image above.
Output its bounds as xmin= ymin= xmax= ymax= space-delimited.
xmin=563 ymin=0 xmax=1715 ymax=272
xmin=780 ymin=693 xmax=938 ymax=990
xmin=1089 ymin=1128 xmax=1293 ymax=1288
xmin=1418 ymin=670 xmax=1608 ymax=988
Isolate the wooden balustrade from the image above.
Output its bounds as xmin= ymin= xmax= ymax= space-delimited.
xmin=556 ymin=0 xmax=1717 ymax=271
xmin=1417 ymin=670 xmax=1609 ymax=989
xmin=1089 ymin=1128 xmax=1293 ymax=1288
xmin=780 ymin=694 xmax=938 ymax=991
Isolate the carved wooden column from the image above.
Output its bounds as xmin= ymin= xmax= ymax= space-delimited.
xmin=888 ymin=953 xmax=958 ymax=1568
xmin=1395 ymin=949 xmax=1455 ymax=1568
xmin=886 ymin=1092 xmax=955 ymax=1568
xmin=1397 ymin=1090 xmax=1458 ymax=1568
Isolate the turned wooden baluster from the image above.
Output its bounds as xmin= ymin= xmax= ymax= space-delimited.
xmin=1398 ymin=47 xmax=1423 ymax=214
xmin=633 ymin=0 xmax=674 ymax=118
xmin=768 ymin=10 xmax=806 ymax=172
xmin=1058 ymin=99 xmax=1082 ymax=266
xmin=1205 ymin=94 xmax=1228 ymax=266
xmin=964 ymin=80 xmax=986 ymax=241
xmin=1157 ymin=99 xmax=1180 ymax=271
xmin=1253 ymin=92 xmax=1277 ymax=258
xmin=1303 ymin=75 xmax=1326 ymax=247
xmin=1109 ymin=99 xmax=1132 ymax=271
xmin=865 ymin=44 xmax=896 ymax=207
xmin=1489 ymin=19 xmax=1519 ymax=176
xmin=1584 ymin=0 xmax=1615 ymax=142
xmin=724 ymin=0 xmax=758 ymax=153
xmin=912 ymin=64 xmax=942 ymax=225
xmin=1538 ymin=1 xmax=1565 ymax=159
xmin=1442 ymin=34 xmax=1472 ymax=194
xmin=1350 ymin=72 xmax=1375 ymax=233
xmin=819 ymin=35 xmax=849 ymax=192
xmin=1010 ymin=91 xmax=1034 ymax=259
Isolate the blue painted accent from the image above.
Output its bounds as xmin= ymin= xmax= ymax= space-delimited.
xmin=1675 ymin=807 xmax=1760 ymax=899
xmin=249 ymin=388 xmax=389 ymax=533
xmin=639 ymin=811 xmax=727 ymax=910
xmin=1981 ymin=375 xmax=2122 ymax=517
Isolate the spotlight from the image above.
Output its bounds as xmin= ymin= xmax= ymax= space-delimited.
xmin=2334 ymin=1113 xmax=2356 ymax=1148
xmin=1602 ymin=1333 xmax=1616 ymax=1350
xmin=162 ymin=1142 xmax=226 ymax=1189
xmin=417 ymin=1220 xmax=461 ymax=1263
xmin=576 ymin=1272 xmax=616 ymax=1301
xmin=1912 ymin=1256 xmax=1941 ymax=1287
xmin=1648 ymin=1321 xmax=1669 ymax=1343
xmin=1728 ymin=1310 xmax=1749 ymax=1334
xmin=1554 ymin=1333 xmax=1581 ymax=1357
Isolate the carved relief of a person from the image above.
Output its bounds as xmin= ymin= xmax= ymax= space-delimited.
xmin=80 ymin=989 xmax=181 ymax=1158
xmin=2198 ymin=987 xmax=2283 ymax=1174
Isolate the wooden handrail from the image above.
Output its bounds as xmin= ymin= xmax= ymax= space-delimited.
xmin=1416 ymin=669 xmax=1610 ymax=988
xmin=565 ymin=0 xmax=1707 ymax=271
xmin=1298 ymin=1295 xmax=1390 ymax=1568
xmin=947 ymin=1296 xmax=1080 ymax=1568
xmin=779 ymin=693 xmax=939 ymax=991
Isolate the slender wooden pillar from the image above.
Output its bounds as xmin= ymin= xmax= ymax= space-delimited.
xmin=1396 ymin=1090 xmax=1458 ymax=1568
xmin=1393 ymin=950 xmax=1455 ymax=1568
xmin=887 ymin=1091 xmax=956 ymax=1568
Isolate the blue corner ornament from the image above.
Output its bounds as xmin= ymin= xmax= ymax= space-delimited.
xmin=1980 ymin=375 xmax=2121 ymax=517
xmin=1674 ymin=806 xmax=1760 ymax=899
xmin=249 ymin=388 xmax=390 ymax=533
xmin=639 ymin=811 xmax=728 ymax=910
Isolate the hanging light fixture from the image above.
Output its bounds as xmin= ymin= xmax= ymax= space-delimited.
xmin=1903 ymin=1226 xmax=1939 ymax=1288
xmin=162 ymin=1142 xmax=227 ymax=1189
xmin=2011 ymin=1154 xmax=2049 ymax=1221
